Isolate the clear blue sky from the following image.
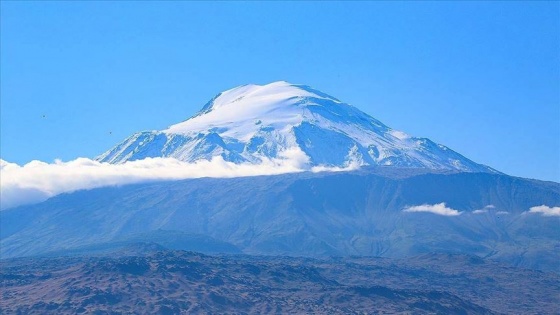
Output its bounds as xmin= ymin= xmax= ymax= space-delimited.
xmin=1 ymin=1 xmax=558 ymax=181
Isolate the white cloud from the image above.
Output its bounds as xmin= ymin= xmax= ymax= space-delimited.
xmin=496 ymin=211 xmax=509 ymax=215
xmin=528 ymin=205 xmax=560 ymax=217
xmin=472 ymin=205 xmax=495 ymax=214
xmin=0 ymin=150 xmax=359 ymax=210
xmin=403 ymin=202 xmax=462 ymax=216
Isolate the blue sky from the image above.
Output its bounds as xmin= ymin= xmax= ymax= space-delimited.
xmin=1 ymin=1 xmax=558 ymax=181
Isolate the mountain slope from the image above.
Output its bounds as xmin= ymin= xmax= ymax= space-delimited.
xmin=97 ymin=81 xmax=495 ymax=173
xmin=2 ymin=169 xmax=558 ymax=271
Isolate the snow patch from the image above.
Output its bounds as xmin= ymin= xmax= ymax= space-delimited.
xmin=389 ymin=130 xmax=410 ymax=140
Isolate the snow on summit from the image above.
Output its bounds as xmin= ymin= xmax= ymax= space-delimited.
xmin=97 ymin=81 xmax=496 ymax=173
xmin=165 ymin=81 xmax=334 ymax=139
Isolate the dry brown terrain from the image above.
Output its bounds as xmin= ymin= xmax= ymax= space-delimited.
xmin=1 ymin=250 xmax=558 ymax=314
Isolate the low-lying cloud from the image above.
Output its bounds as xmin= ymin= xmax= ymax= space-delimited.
xmin=402 ymin=202 xmax=462 ymax=216
xmin=528 ymin=205 xmax=560 ymax=217
xmin=1 ymin=150 xmax=359 ymax=210
xmin=472 ymin=205 xmax=495 ymax=214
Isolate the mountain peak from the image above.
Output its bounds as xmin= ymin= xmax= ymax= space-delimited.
xmin=196 ymin=81 xmax=340 ymax=115
xmin=97 ymin=82 xmax=497 ymax=174
xmin=163 ymin=81 xmax=348 ymax=137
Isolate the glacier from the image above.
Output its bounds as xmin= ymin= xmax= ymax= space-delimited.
xmin=97 ymin=81 xmax=497 ymax=173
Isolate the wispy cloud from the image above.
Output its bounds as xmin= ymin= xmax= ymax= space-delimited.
xmin=528 ymin=205 xmax=560 ymax=217
xmin=0 ymin=149 xmax=358 ymax=210
xmin=403 ymin=202 xmax=462 ymax=216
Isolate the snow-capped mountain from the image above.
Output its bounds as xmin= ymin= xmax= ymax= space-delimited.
xmin=97 ymin=81 xmax=495 ymax=173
